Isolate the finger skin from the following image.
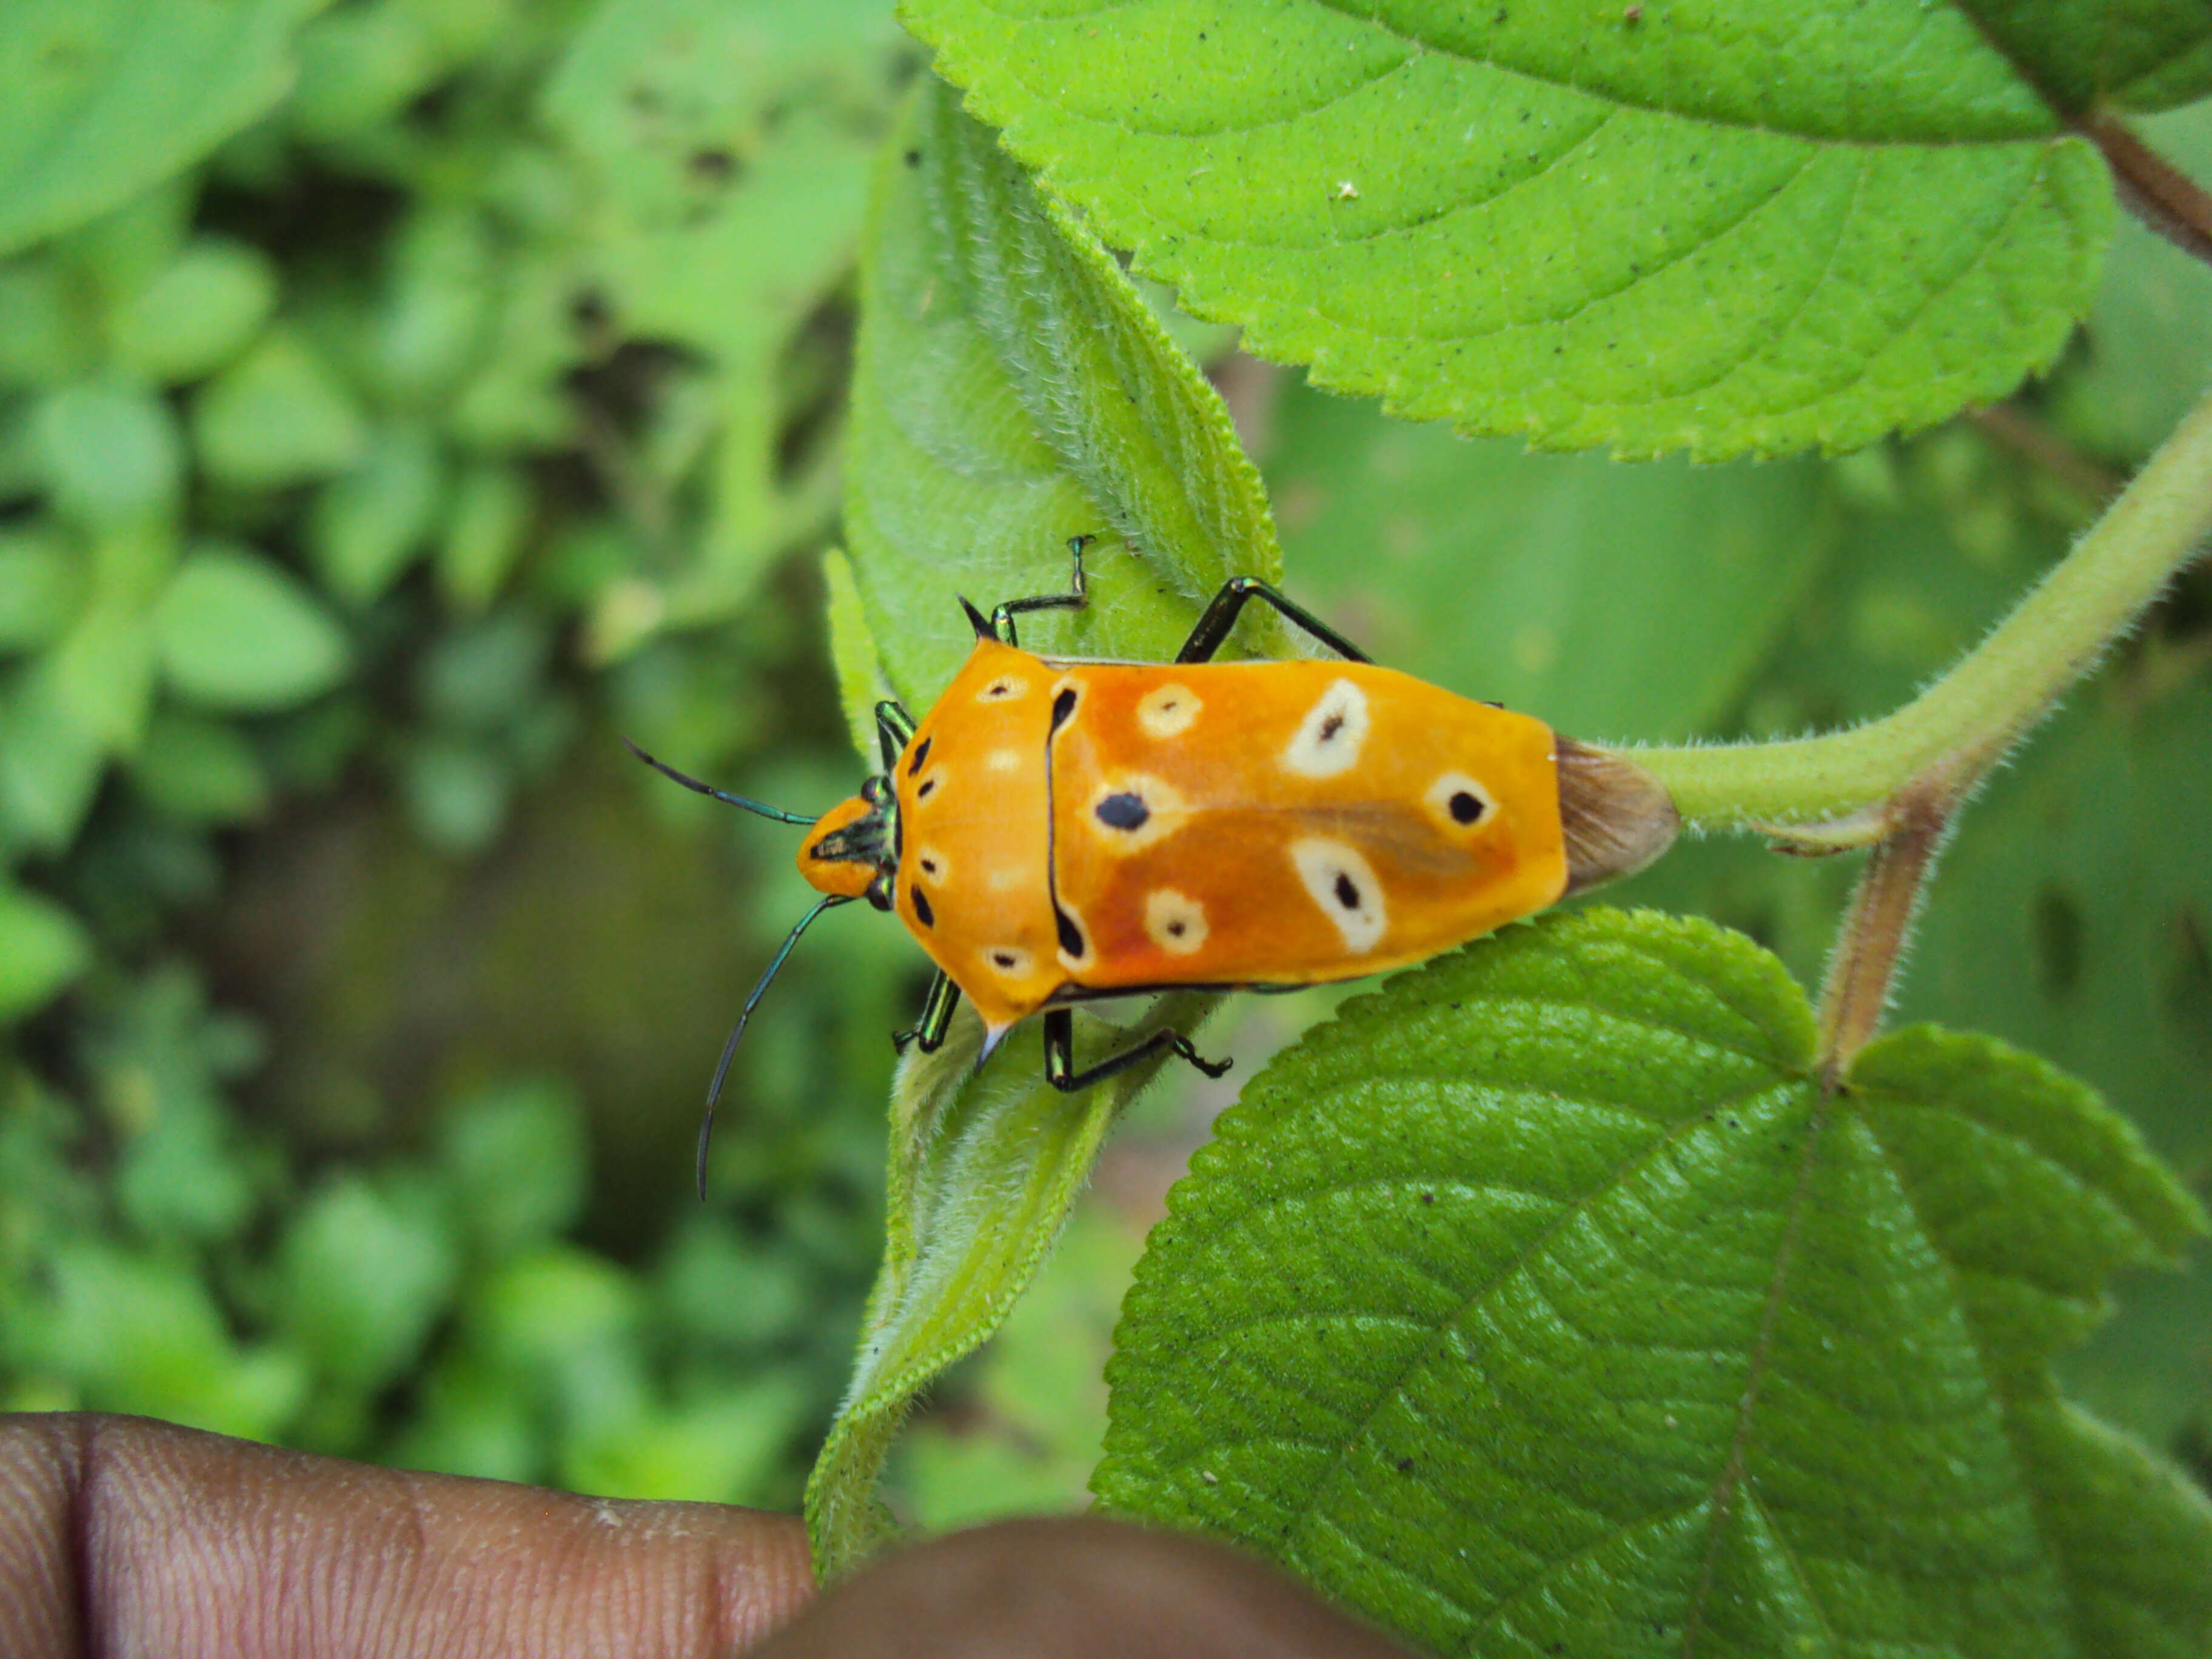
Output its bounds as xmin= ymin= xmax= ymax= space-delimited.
xmin=754 ymin=1515 xmax=1416 ymax=1659
xmin=0 ymin=1412 xmax=814 ymax=1659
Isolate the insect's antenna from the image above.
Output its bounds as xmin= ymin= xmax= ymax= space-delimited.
xmin=696 ymin=893 xmax=853 ymax=1200
xmin=623 ymin=737 xmax=818 ymax=826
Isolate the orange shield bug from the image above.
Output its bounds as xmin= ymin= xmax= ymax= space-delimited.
xmin=632 ymin=540 xmax=1678 ymax=1195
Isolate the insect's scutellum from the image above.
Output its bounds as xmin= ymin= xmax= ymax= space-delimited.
xmin=635 ymin=543 xmax=1680 ymax=1195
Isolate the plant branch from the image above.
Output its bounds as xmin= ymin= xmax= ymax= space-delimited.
xmin=2078 ymin=109 xmax=2212 ymax=268
xmin=1813 ymin=777 xmax=1952 ymax=1085
xmin=1635 ymin=377 xmax=2212 ymax=833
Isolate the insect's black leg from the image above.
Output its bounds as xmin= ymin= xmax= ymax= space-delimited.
xmin=1175 ymin=575 xmax=1372 ymax=665
xmin=891 ymin=970 xmax=961 ymax=1054
xmin=874 ymin=700 xmax=916 ymax=772
xmin=1040 ymin=1006 xmax=1233 ymax=1092
xmin=990 ymin=534 xmax=1093 ymax=647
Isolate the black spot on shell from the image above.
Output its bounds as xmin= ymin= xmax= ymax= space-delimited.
xmin=1056 ymin=907 xmax=1086 ymax=957
xmin=1095 ymin=792 xmax=1150 ymax=831
xmin=1333 ymin=872 xmax=1361 ymax=909
xmin=1449 ymin=790 xmax=1486 ymax=825
xmin=1165 ymin=919 xmax=1186 ymax=937
xmin=992 ymin=950 xmax=1018 ymax=969
xmin=1318 ymin=713 xmax=1345 ymax=741
xmin=1051 ymin=687 xmax=1078 ymax=731
xmin=907 ymin=736 xmax=932 ymax=776
xmin=911 ymin=888 xmax=934 ymax=928
xmin=920 ymin=856 xmax=939 ymax=876
xmin=917 ymin=777 xmax=938 ymax=800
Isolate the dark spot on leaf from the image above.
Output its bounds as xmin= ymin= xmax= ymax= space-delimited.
xmin=1395 ymin=1457 xmax=1414 ymax=1473
xmin=1333 ymin=872 xmax=1361 ymax=909
xmin=2033 ymin=884 xmax=2082 ymax=999
xmin=907 ymin=736 xmax=931 ymax=776
xmin=1449 ymin=790 xmax=1486 ymax=824
xmin=903 ymin=148 xmax=922 ymax=166
xmin=688 ymin=148 xmax=737 ymax=184
xmin=1419 ymin=1191 xmax=1435 ymax=1205
xmin=1096 ymin=792 xmax=1150 ymax=831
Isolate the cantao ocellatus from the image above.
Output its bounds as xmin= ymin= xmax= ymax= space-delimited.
xmin=631 ymin=540 xmax=1679 ymax=1195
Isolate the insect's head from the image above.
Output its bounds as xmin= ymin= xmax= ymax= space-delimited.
xmin=796 ymin=774 xmax=898 ymax=911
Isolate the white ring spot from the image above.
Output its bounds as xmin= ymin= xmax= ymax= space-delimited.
xmin=982 ymin=945 xmax=1033 ymax=979
xmin=915 ymin=846 xmax=951 ymax=886
xmin=1290 ymin=837 xmax=1386 ymax=953
xmin=1425 ymin=771 xmax=1495 ymax=833
xmin=1281 ymin=679 xmax=1369 ymax=778
xmin=1144 ymin=889 xmax=1208 ymax=956
xmin=1136 ymin=683 xmax=1201 ymax=740
xmin=987 ymin=746 xmax=1023 ymax=773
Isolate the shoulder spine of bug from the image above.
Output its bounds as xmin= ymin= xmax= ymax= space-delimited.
xmin=632 ymin=538 xmax=1678 ymax=1195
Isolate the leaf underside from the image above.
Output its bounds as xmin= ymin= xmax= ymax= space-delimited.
xmin=1096 ymin=908 xmax=2211 ymax=1658
xmin=900 ymin=0 xmax=2143 ymax=458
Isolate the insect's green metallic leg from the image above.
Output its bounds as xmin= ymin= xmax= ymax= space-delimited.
xmin=874 ymin=700 xmax=916 ymax=771
xmin=1039 ymin=1007 xmax=1232 ymax=1092
xmin=991 ymin=535 xmax=1093 ymax=647
xmin=892 ymin=970 xmax=960 ymax=1055
xmin=1175 ymin=575 xmax=1371 ymax=665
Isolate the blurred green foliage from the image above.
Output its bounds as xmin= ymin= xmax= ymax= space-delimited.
xmin=0 ymin=0 xmax=2207 ymax=1550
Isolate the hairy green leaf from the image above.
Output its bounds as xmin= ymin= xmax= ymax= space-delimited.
xmin=844 ymin=74 xmax=1282 ymax=708
xmin=1098 ymin=908 xmax=2210 ymax=1657
xmin=0 ymin=0 xmax=330 ymax=259
xmin=809 ymin=75 xmax=1273 ymax=1580
xmin=903 ymin=0 xmax=2125 ymax=458
xmin=806 ymin=993 xmax=1213 ymax=1578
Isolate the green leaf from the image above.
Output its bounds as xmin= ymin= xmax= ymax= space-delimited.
xmin=275 ymin=1173 xmax=460 ymax=1390
xmin=307 ymin=420 xmax=447 ymax=607
xmin=0 ymin=523 xmax=85 ymax=654
xmin=1262 ymin=378 xmax=1834 ymax=742
xmin=436 ymin=1077 xmax=589 ymax=1259
xmin=805 ymin=993 xmax=1216 ymax=1580
xmin=806 ymin=77 xmax=1286 ymax=1580
xmin=0 ymin=883 xmax=90 ymax=1020
xmin=436 ymin=458 xmax=533 ymax=614
xmin=32 ymin=379 xmax=184 ymax=528
xmin=155 ymin=543 xmax=350 ymax=711
xmin=190 ymin=326 xmax=369 ymax=490
xmin=0 ymin=0 xmax=329 ymax=258
xmin=903 ymin=0 xmax=2122 ymax=458
xmin=1097 ymin=908 xmax=2210 ymax=1658
xmin=108 ymin=235 xmax=279 ymax=385
xmin=845 ymin=75 xmax=1282 ymax=709
xmin=1956 ymin=2 xmax=2212 ymax=112
xmin=127 ymin=708 xmax=269 ymax=822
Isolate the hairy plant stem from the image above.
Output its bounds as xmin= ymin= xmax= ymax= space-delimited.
xmin=1635 ymin=377 xmax=2212 ymax=833
xmin=2080 ymin=110 xmax=2212 ymax=267
xmin=1812 ymin=780 xmax=1953 ymax=1085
